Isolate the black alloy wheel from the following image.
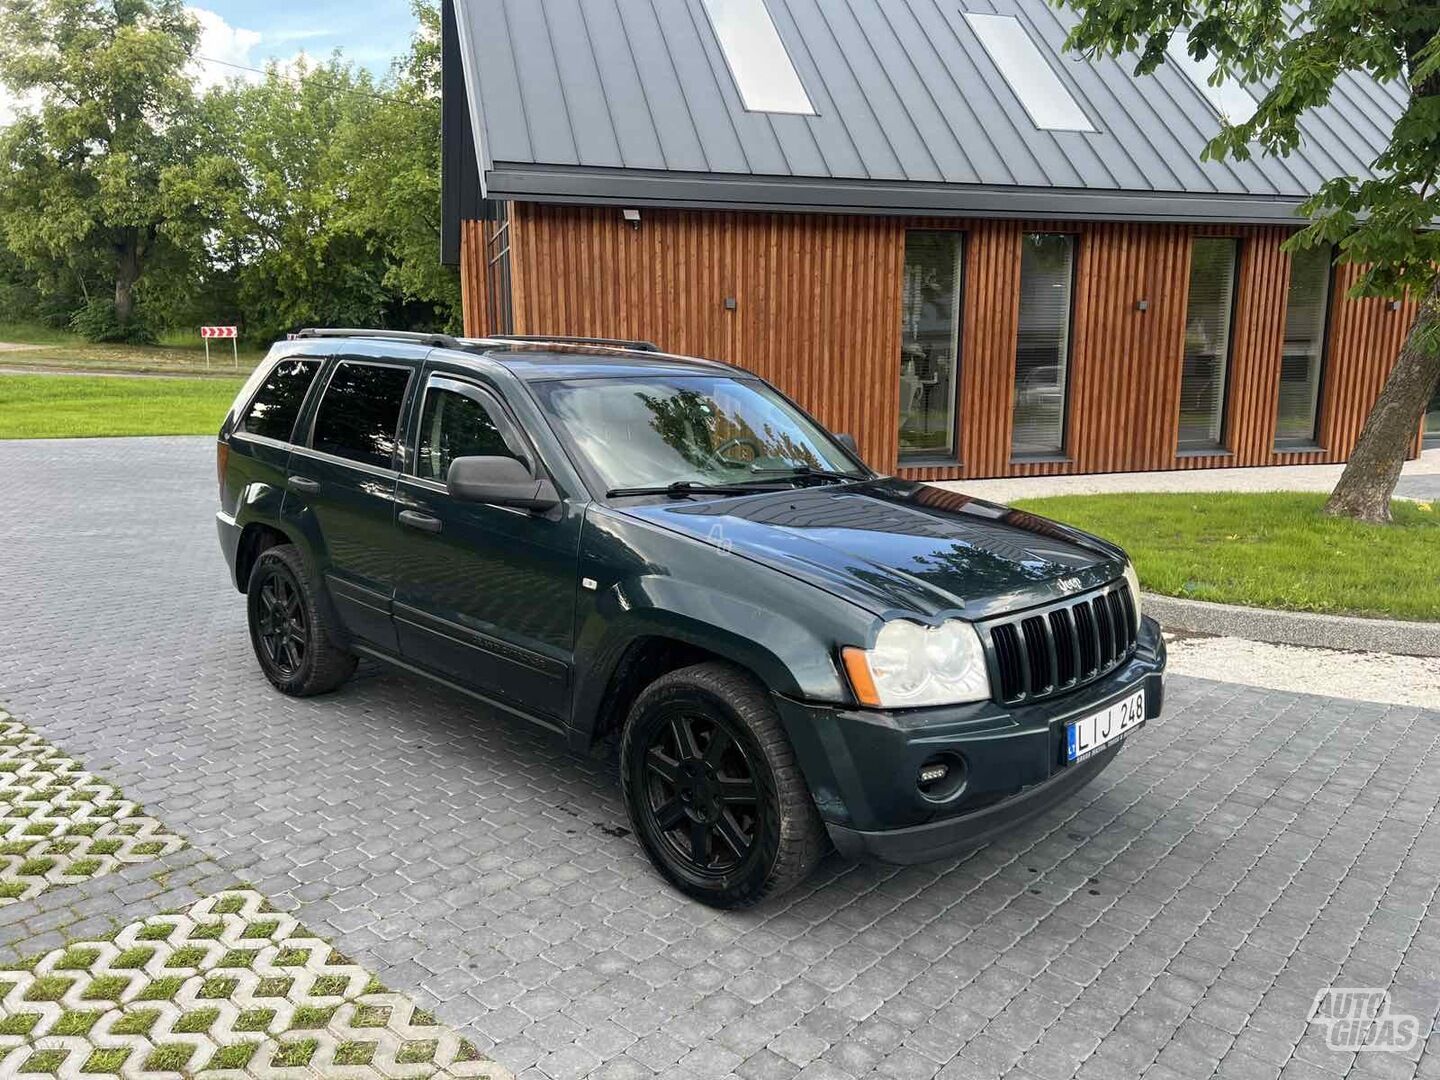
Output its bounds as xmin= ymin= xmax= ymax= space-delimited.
xmin=255 ymin=567 xmax=308 ymax=679
xmin=620 ymin=662 xmax=826 ymax=908
xmin=640 ymin=709 xmax=763 ymax=878
xmin=244 ymin=543 xmax=356 ymax=697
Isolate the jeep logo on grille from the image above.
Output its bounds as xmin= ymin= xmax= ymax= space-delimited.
xmin=1056 ymin=577 xmax=1084 ymax=594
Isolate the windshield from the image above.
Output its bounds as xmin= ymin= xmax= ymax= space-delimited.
xmin=533 ymin=375 xmax=864 ymax=494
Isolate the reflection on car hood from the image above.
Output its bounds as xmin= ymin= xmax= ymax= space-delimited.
xmin=621 ymin=478 xmax=1126 ymax=620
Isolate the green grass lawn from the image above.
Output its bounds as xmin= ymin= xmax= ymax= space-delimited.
xmin=1014 ymin=492 xmax=1440 ymax=622
xmin=0 ymin=374 xmax=244 ymax=439
xmin=0 ymin=321 xmax=266 ymax=377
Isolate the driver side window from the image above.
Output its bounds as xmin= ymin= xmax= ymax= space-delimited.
xmin=416 ymin=384 xmax=521 ymax=482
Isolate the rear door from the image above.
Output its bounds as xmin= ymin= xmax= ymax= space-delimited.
xmin=222 ymin=356 xmax=325 ymax=521
xmin=284 ymin=358 xmax=415 ymax=652
xmin=391 ymin=371 xmax=581 ymax=724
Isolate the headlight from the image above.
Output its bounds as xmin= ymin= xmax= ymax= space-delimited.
xmin=1122 ymin=560 xmax=1142 ymax=632
xmin=842 ymin=619 xmax=991 ymax=708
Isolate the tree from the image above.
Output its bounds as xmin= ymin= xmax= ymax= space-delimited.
xmin=335 ymin=0 xmax=460 ymax=330
xmin=169 ymin=2 xmax=460 ymax=342
xmin=0 ymin=0 xmax=213 ymax=339
xmin=1059 ymin=0 xmax=1440 ymax=522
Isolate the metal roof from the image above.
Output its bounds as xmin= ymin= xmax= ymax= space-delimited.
xmin=446 ymin=0 xmax=1405 ymax=223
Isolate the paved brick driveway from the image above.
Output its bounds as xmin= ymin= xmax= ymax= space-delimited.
xmin=1 ymin=436 xmax=1437 ymax=1080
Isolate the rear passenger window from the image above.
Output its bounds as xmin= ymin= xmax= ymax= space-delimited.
xmin=417 ymin=386 xmax=521 ymax=481
xmin=311 ymin=362 xmax=411 ymax=470
xmin=240 ymin=359 xmax=321 ymax=442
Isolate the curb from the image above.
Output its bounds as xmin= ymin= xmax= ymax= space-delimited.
xmin=1143 ymin=593 xmax=1440 ymax=658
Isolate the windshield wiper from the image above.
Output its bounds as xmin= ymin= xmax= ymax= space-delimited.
xmin=744 ymin=465 xmax=868 ymax=486
xmin=606 ymin=480 xmax=791 ymax=499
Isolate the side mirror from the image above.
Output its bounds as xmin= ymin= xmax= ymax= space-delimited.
xmin=447 ymin=456 xmax=560 ymax=512
xmin=835 ymin=433 xmax=862 ymax=460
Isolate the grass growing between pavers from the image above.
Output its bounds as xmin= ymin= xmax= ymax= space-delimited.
xmin=1014 ymin=491 xmax=1440 ymax=621
xmin=0 ymin=374 xmax=245 ymax=439
xmin=0 ymin=889 xmax=506 ymax=1077
xmin=0 ymin=711 xmax=185 ymax=906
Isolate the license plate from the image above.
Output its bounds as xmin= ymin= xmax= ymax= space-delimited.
xmin=1066 ymin=687 xmax=1145 ymax=764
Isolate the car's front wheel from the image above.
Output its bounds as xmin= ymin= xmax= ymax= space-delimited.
xmin=245 ymin=544 xmax=356 ymax=697
xmin=620 ymin=662 xmax=826 ymax=908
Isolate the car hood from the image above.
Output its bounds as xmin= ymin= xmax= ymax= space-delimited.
xmin=619 ymin=478 xmax=1127 ymax=621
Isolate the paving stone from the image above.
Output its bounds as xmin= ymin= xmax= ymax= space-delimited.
xmin=1 ymin=436 xmax=1438 ymax=1080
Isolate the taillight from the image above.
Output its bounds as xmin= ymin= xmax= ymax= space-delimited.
xmin=217 ymin=441 xmax=230 ymax=495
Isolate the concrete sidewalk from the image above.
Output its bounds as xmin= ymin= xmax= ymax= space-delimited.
xmin=937 ymin=447 xmax=1440 ymax=503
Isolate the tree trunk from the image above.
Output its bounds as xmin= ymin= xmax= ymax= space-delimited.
xmin=1324 ymin=278 xmax=1440 ymax=523
xmin=114 ymin=238 xmax=141 ymax=327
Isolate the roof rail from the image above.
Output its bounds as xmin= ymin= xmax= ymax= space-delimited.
xmin=487 ymin=334 xmax=661 ymax=353
xmin=293 ymin=328 xmax=464 ymax=349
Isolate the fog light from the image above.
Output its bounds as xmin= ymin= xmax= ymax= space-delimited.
xmin=916 ymin=754 xmax=967 ymax=802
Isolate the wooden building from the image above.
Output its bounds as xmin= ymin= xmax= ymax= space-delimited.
xmin=442 ymin=0 xmax=1437 ymax=482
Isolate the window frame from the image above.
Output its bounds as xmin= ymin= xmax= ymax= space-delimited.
xmin=1177 ymin=236 xmax=1242 ymax=455
xmin=1273 ymin=248 xmax=1336 ymax=451
xmin=234 ymin=356 xmax=325 ymax=448
xmin=1010 ymin=232 xmax=1080 ymax=462
xmin=899 ymin=228 xmax=966 ymax=466
xmin=406 ymin=373 xmax=535 ymax=489
xmin=304 ymin=358 xmax=417 ymax=475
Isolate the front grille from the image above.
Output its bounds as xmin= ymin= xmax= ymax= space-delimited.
xmin=983 ymin=582 xmax=1137 ymax=705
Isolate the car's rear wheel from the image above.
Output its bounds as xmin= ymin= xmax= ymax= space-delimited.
xmin=620 ymin=662 xmax=826 ymax=908
xmin=246 ymin=544 xmax=356 ymax=696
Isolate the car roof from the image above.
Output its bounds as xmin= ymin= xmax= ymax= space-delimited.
xmin=441 ymin=340 xmax=741 ymax=383
xmin=280 ymin=331 xmax=744 ymax=383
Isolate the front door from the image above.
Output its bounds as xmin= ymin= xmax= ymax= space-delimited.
xmin=392 ymin=372 xmax=580 ymax=723
xmin=284 ymin=358 xmax=414 ymax=652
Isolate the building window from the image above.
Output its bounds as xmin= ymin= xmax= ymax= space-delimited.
xmin=1166 ymin=29 xmax=1256 ymax=123
xmin=485 ymin=204 xmax=513 ymax=336
xmin=1178 ymin=237 xmax=1240 ymax=451
xmin=1275 ymin=244 xmax=1333 ymax=448
xmin=1012 ymin=234 xmax=1076 ymax=458
xmin=1426 ymin=382 xmax=1440 ymax=446
xmin=700 ymin=0 xmax=816 ymax=115
xmin=964 ymin=13 xmax=1096 ymax=132
xmin=899 ymin=231 xmax=963 ymax=461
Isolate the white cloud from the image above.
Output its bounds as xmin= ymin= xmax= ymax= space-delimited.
xmin=189 ymin=7 xmax=264 ymax=88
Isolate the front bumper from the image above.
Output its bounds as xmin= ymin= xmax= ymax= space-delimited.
xmin=773 ymin=616 xmax=1166 ymax=865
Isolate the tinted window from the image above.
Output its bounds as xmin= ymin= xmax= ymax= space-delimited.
xmin=311 ymin=363 xmax=411 ymax=470
xmin=240 ymin=359 xmax=321 ymax=442
xmin=417 ymin=386 xmax=520 ymax=481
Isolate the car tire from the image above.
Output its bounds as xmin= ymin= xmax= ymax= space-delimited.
xmin=246 ymin=544 xmax=356 ymax=697
xmin=620 ymin=661 xmax=826 ymax=908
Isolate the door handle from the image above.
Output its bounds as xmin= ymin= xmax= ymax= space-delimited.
xmin=288 ymin=475 xmax=320 ymax=494
xmin=399 ymin=510 xmax=443 ymax=535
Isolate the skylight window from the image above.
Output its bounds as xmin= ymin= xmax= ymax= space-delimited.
xmin=701 ymin=0 xmax=816 ymax=115
xmin=964 ymin=13 xmax=1096 ymax=133
xmin=1165 ymin=29 xmax=1256 ymax=123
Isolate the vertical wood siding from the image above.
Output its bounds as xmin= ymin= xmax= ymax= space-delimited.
xmin=459 ymin=206 xmax=1419 ymax=480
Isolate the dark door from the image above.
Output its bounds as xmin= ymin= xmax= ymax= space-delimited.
xmin=284 ymin=359 xmax=414 ymax=652
xmin=225 ymin=356 xmax=325 ymax=517
xmin=392 ymin=373 xmax=580 ymax=723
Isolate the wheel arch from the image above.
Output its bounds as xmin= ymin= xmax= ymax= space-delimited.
xmin=234 ymin=521 xmax=301 ymax=593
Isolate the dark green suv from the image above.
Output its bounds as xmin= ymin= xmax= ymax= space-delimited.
xmin=216 ymin=330 xmax=1165 ymax=908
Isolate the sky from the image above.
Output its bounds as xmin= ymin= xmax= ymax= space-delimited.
xmin=0 ymin=1 xmax=420 ymax=123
